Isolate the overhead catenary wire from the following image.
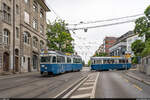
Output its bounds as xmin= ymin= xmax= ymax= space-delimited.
xmin=67 ymin=19 xmax=136 ymax=30
xmin=68 ymin=13 xmax=144 ymax=26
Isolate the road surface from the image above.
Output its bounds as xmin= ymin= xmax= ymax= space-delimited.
xmin=95 ymin=71 xmax=150 ymax=98
xmin=0 ymin=67 xmax=90 ymax=98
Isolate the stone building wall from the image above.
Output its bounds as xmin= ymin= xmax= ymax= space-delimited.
xmin=0 ymin=0 xmax=50 ymax=73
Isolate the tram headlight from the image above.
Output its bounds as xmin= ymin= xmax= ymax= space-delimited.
xmin=41 ymin=65 xmax=45 ymax=67
xmin=45 ymin=67 xmax=47 ymax=70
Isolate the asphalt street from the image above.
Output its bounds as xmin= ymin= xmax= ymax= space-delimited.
xmin=95 ymin=71 xmax=150 ymax=98
xmin=0 ymin=67 xmax=150 ymax=98
xmin=0 ymin=67 xmax=90 ymax=98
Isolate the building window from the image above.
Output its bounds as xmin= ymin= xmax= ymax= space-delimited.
xmin=40 ymin=25 xmax=44 ymax=34
xmin=2 ymin=3 xmax=11 ymax=24
xmin=33 ymin=18 xmax=38 ymax=30
xmin=16 ymin=5 xmax=19 ymax=14
xmin=23 ymin=56 xmax=25 ymax=63
xmin=24 ymin=11 xmax=30 ymax=24
xmin=24 ymin=31 xmax=30 ymax=44
xmin=40 ymin=9 xmax=44 ymax=18
xmin=3 ymin=29 xmax=10 ymax=45
xmin=24 ymin=0 xmax=29 ymax=4
xmin=33 ymin=37 xmax=38 ymax=48
xmin=33 ymin=1 xmax=38 ymax=12
xmin=16 ymin=27 xmax=19 ymax=38
xmin=40 ymin=41 xmax=44 ymax=50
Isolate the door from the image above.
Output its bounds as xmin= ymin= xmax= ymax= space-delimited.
xmin=15 ymin=56 xmax=19 ymax=72
xmin=28 ymin=58 xmax=31 ymax=72
xmin=3 ymin=52 xmax=9 ymax=71
xmin=33 ymin=55 xmax=38 ymax=70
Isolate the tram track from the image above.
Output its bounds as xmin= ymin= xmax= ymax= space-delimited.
xmin=0 ymin=71 xmax=89 ymax=98
xmin=14 ymin=72 xmax=85 ymax=98
xmin=0 ymin=77 xmax=47 ymax=92
xmin=32 ymin=71 xmax=90 ymax=98
xmin=55 ymin=72 xmax=99 ymax=98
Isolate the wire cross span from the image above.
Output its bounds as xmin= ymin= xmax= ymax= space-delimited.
xmin=67 ymin=19 xmax=136 ymax=30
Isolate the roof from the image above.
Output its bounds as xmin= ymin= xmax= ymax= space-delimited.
xmin=37 ymin=0 xmax=50 ymax=11
xmin=91 ymin=57 xmax=126 ymax=60
xmin=40 ymin=50 xmax=82 ymax=59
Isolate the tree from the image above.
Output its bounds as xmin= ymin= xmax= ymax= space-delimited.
xmin=141 ymin=40 xmax=150 ymax=57
xmin=131 ymin=57 xmax=138 ymax=64
xmin=134 ymin=5 xmax=150 ymax=41
xmin=88 ymin=60 xmax=91 ymax=67
xmin=131 ymin=40 xmax=145 ymax=56
xmin=47 ymin=20 xmax=74 ymax=53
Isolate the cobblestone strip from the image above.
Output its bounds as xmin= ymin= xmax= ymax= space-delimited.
xmin=70 ymin=72 xmax=99 ymax=98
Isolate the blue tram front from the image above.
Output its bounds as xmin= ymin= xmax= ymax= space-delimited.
xmin=40 ymin=51 xmax=83 ymax=75
xmin=90 ymin=57 xmax=131 ymax=71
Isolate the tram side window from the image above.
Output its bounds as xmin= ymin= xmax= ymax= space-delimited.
xmin=52 ymin=56 xmax=56 ymax=63
xmin=57 ymin=56 xmax=61 ymax=63
xmin=93 ymin=60 xmax=95 ymax=64
xmin=76 ymin=58 xmax=81 ymax=63
xmin=119 ymin=59 xmax=122 ymax=64
xmin=96 ymin=60 xmax=101 ymax=64
xmin=61 ymin=56 xmax=65 ymax=63
xmin=103 ymin=60 xmax=107 ymax=64
xmin=73 ymin=58 xmax=76 ymax=63
xmin=41 ymin=56 xmax=50 ymax=63
xmin=126 ymin=59 xmax=128 ymax=63
xmin=110 ymin=60 xmax=114 ymax=64
xmin=67 ymin=57 xmax=71 ymax=63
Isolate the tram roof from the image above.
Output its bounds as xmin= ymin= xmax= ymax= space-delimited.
xmin=91 ymin=57 xmax=126 ymax=60
xmin=40 ymin=51 xmax=82 ymax=59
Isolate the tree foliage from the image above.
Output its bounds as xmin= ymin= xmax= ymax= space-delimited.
xmin=47 ymin=20 xmax=74 ymax=53
xmin=88 ymin=60 xmax=91 ymax=67
xmin=141 ymin=40 xmax=150 ymax=57
xmin=132 ymin=5 xmax=150 ymax=58
xmin=131 ymin=40 xmax=145 ymax=56
xmin=131 ymin=57 xmax=138 ymax=64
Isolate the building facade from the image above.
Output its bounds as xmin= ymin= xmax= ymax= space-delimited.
xmin=95 ymin=44 xmax=104 ymax=55
xmin=126 ymin=34 xmax=145 ymax=57
xmin=103 ymin=37 xmax=117 ymax=55
xmin=109 ymin=31 xmax=134 ymax=57
xmin=0 ymin=0 xmax=50 ymax=73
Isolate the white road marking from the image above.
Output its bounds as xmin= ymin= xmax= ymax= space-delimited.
xmin=71 ymin=93 xmax=91 ymax=98
xmin=90 ymin=72 xmax=100 ymax=98
xmin=83 ymin=82 xmax=94 ymax=85
xmin=77 ymin=86 xmax=93 ymax=91
xmin=86 ymin=80 xmax=95 ymax=82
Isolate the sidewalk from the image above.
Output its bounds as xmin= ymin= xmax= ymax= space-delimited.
xmin=125 ymin=70 xmax=150 ymax=85
xmin=0 ymin=71 xmax=39 ymax=80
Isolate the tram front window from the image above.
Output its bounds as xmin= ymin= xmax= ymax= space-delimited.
xmin=41 ymin=56 xmax=51 ymax=63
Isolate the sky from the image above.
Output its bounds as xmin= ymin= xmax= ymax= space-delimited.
xmin=45 ymin=0 xmax=150 ymax=64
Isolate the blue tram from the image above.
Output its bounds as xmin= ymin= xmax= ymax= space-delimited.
xmin=40 ymin=51 xmax=83 ymax=76
xmin=90 ymin=57 xmax=131 ymax=71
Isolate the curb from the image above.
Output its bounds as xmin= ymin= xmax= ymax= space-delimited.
xmin=90 ymin=72 xmax=100 ymax=98
xmin=0 ymin=72 xmax=39 ymax=80
xmin=125 ymin=72 xmax=150 ymax=86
